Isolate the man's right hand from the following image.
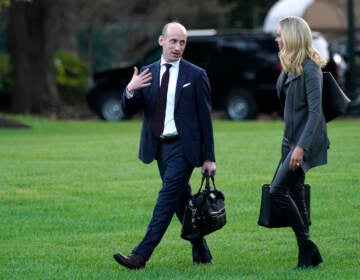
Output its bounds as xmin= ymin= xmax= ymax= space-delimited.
xmin=126 ymin=67 xmax=152 ymax=94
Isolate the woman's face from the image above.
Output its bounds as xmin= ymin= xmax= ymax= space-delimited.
xmin=275 ymin=26 xmax=284 ymax=50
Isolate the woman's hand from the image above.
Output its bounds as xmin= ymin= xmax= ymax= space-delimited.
xmin=290 ymin=146 xmax=304 ymax=171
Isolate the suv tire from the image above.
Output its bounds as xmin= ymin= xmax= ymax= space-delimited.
xmin=226 ymin=88 xmax=257 ymax=120
xmin=99 ymin=90 xmax=126 ymax=121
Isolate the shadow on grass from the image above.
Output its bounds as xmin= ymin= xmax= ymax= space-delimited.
xmin=0 ymin=117 xmax=30 ymax=129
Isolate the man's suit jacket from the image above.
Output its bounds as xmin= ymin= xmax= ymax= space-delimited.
xmin=276 ymin=59 xmax=329 ymax=172
xmin=122 ymin=58 xmax=215 ymax=167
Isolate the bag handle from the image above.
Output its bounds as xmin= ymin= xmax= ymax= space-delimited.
xmin=271 ymin=159 xmax=282 ymax=184
xmin=197 ymin=172 xmax=216 ymax=194
xmin=205 ymin=174 xmax=216 ymax=191
xmin=194 ymin=173 xmax=217 ymax=211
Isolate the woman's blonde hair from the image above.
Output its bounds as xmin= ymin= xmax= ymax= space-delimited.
xmin=278 ymin=16 xmax=327 ymax=74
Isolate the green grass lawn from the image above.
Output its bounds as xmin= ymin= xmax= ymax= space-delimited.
xmin=0 ymin=116 xmax=359 ymax=279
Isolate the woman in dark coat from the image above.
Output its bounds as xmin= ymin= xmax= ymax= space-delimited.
xmin=271 ymin=16 xmax=329 ymax=268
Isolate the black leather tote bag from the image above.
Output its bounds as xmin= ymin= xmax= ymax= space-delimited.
xmin=258 ymin=161 xmax=311 ymax=228
xmin=181 ymin=174 xmax=226 ymax=240
xmin=322 ymin=72 xmax=351 ymax=122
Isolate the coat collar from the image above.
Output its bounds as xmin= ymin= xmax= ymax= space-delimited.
xmin=284 ymin=71 xmax=301 ymax=85
xmin=284 ymin=59 xmax=313 ymax=85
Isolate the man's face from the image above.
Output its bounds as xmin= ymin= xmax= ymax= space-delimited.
xmin=159 ymin=23 xmax=187 ymax=62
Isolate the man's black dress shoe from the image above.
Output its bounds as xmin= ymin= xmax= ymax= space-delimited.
xmin=113 ymin=252 xmax=146 ymax=270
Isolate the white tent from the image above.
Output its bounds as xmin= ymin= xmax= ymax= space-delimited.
xmin=263 ymin=0 xmax=346 ymax=34
xmin=264 ymin=0 xmax=314 ymax=33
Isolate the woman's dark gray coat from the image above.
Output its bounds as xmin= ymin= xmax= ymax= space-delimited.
xmin=276 ymin=59 xmax=330 ymax=172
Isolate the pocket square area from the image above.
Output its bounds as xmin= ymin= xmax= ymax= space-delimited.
xmin=183 ymin=83 xmax=191 ymax=88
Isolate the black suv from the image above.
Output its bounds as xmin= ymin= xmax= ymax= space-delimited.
xmin=86 ymin=30 xmax=282 ymax=121
xmin=87 ymin=30 xmax=340 ymax=121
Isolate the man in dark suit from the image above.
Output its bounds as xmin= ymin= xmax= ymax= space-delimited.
xmin=113 ymin=22 xmax=216 ymax=270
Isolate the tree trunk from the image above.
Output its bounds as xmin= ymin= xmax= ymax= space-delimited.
xmin=54 ymin=0 xmax=78 ymax=53
xmin=8 ymin=0 xmax=61 ymax=115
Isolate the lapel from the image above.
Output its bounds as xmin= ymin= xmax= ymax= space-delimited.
xmin=150 ymin=61 xmax=161 ymax=105
xmin=284 ymin=71 xmax=300 ymax=85
xmin=276 ymin=71 xmax=287 ymax=99
xmin=174 ymin=59 xmax=189 ymax=110
xmin=278 ymin=70 xmax=301 ymax=97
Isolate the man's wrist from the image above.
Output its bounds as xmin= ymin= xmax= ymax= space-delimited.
xmin=126 ymin=86 xmax=134 ymax=93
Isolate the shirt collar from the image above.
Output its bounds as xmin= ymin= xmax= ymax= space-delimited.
xmin=160 ymin=57 xmax=180 ymax=69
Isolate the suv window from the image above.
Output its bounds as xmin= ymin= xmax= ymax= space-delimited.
xmin=222 ymin=38 xmax=259 ymax=74
xmin=257 ymin=38 xmax=278 ymax=53
xmin=184 ymin=40 xmax=219 ymax=73
xmin=139 ymin=46 xmax=161 ymax=65
xmin=222 ymin=37 xmax=259 ymax=50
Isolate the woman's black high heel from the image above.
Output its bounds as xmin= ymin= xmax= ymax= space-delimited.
xmin=297 ymin=240 xmax=323 ymax=268
xmin=311 ymin=245 xmax=323 ymax=267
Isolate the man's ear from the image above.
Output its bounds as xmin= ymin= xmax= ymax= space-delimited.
xmin=158 ymin=35 xmax=164 ymax=46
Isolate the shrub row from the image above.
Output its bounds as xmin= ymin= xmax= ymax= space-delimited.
xmin=0 ymin=51 xmax=90 ymax=107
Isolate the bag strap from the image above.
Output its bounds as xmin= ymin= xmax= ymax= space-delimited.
xmin=197 ymin=173 xmax=216 ymax=194
xmin=197 ymin=174 xmax=206 ymax=193
xmin=194 ymin=174 xmax=216 ymax=211
xmin=271 ymin=159 xmax=282 ymax=184
xmin=207 ymin=175 xmax=216 ymax=190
